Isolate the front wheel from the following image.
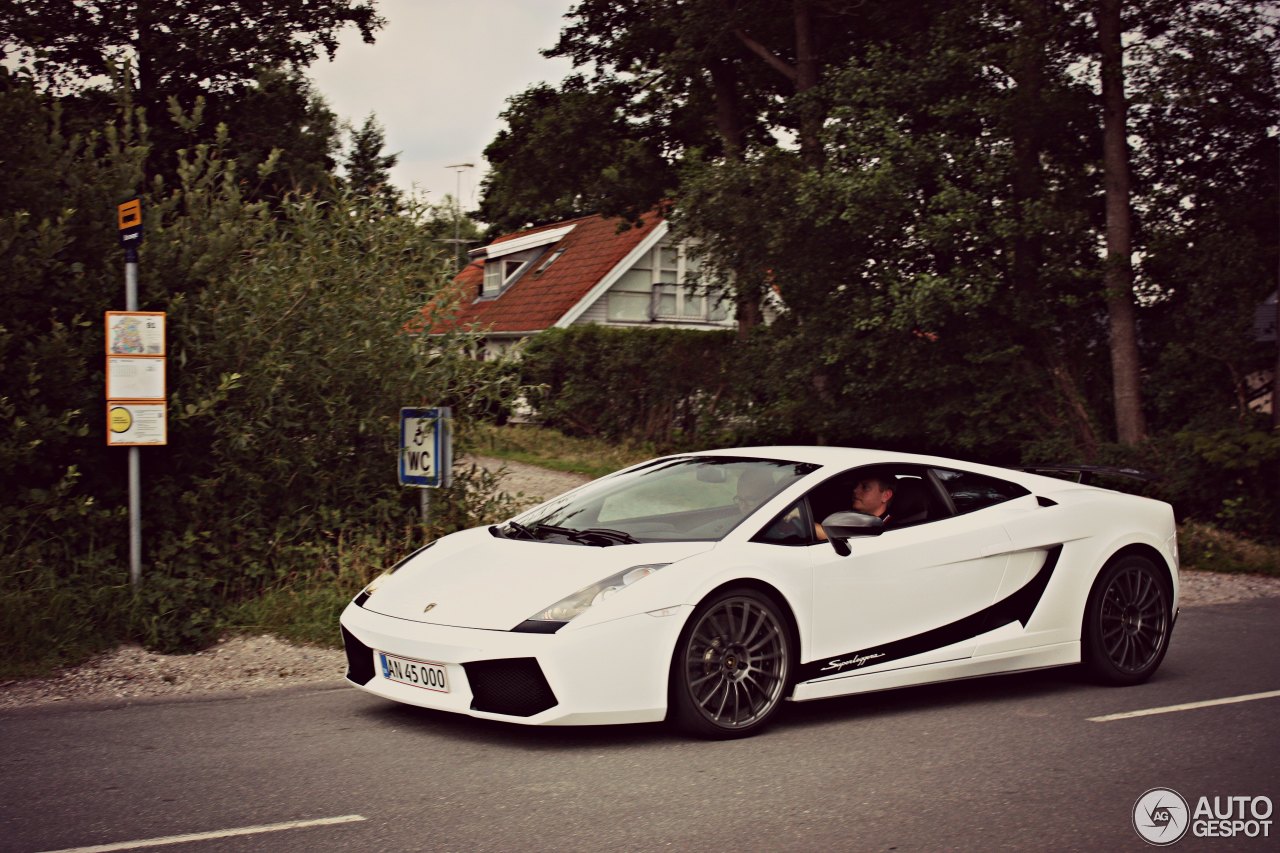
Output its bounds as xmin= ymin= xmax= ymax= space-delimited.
xmin=1082 ymin=555 xmax=1173 ymax=685
xmin=669 ymin=588 xmax=793 ymax=739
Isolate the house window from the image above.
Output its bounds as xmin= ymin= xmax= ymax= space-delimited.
xmin=535 ymin=249 xmax=565 ymax=274
xmin=481 ymin=249 xmax=541 ymax=297
xmin=651 ymin=245 xmax=730 ymax=323
xmin=607 ymin=261 xmax=655 ymax=321
xmin=606 ymin=241 xmax=732 ymax=324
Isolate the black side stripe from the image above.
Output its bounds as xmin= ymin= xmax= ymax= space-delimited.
xmin=796 ymin=544 xmax=1063 ymax=684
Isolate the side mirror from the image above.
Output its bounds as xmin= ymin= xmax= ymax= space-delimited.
xmin=822 ymin=511 xmax=884 ymax=556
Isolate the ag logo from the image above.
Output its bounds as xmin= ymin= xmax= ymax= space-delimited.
xmin=1134 ymin=787 xmax=1190 ymax=845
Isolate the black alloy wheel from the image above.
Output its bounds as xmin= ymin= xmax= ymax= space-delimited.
xmin=670 ymin=588 xmax=792 ymax=738
xmin=1083 ymin=554 xmax=1173 ymax=685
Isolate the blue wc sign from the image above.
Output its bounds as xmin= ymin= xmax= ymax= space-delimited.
xmin=399 ymin=407 xmax=453 ymax=487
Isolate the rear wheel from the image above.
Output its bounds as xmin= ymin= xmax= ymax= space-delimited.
xmin=1082 ymin=555 xmax=1172 ymax=685
xmin=670 ymin=588 xmax=792 ymax=739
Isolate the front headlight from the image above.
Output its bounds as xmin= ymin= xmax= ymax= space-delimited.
xmin=524 ymin=563 xmax=670 ymax=624
xmin=359 ymin=541 xmax=436 ymax=601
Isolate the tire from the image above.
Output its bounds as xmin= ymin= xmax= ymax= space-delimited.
xmin=1082 ymin=554 xmax=1173 ymax=685
xmin=669 ymin=587 xmax=793 ymax=739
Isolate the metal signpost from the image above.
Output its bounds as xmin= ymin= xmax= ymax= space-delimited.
xmin=399 ymin=407 xmax=454 ymax=524
xmin=1255 ymin=292 xmax=1278 ymax=428
xmin=109 ymin=199 xmax=167 ymax=587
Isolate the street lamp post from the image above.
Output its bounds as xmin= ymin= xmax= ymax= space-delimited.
xmin=443 ymin=162 xmax=473 ymax=271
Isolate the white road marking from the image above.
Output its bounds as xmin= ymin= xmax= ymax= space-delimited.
xmin=38 ymin=814 xmax=367 ymax=853
xmin=1089 ymin=689 xmax=1280 ymax=722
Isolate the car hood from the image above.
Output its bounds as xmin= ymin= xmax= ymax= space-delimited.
xmin=361 ymin=526 xmax=715 ymax=630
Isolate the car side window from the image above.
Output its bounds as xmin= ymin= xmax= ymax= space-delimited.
xmin=931 ymin=467 xmax=1029 ymax=514
xmin=751 ymin=501 xmax=812 ymax=546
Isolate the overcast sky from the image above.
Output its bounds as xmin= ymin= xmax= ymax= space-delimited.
xmin=308 ymin=0 xmax=577 ymax=209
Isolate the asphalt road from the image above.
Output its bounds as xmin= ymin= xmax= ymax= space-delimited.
xmin=2 ymin=599 xmax=1278 ymax=853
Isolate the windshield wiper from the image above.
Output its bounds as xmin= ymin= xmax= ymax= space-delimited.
xmin=494 ymin=521 xmax=540 ymax=540
xmin=529 ymin=524 xmax=638 ymax=546
xmin=530 ymin=523 xmax=584 ymax=541
xmin=575 ymin=527 xmax=640 ymax=545
xmin=507 ymin=521 xmax=539 ymax=539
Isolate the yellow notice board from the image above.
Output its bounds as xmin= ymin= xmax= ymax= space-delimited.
xmin=107 ymin=401 xmax=167 ymax=446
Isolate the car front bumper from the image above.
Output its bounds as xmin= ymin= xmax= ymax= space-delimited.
xmin=339 ymin=600 xmax=693 ymax=726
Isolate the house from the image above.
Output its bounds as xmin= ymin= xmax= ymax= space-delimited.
xmin=413 ymin=210 xmax=739 ymax=357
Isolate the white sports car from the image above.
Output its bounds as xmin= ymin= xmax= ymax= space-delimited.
xmin=340 ymin=447 xmax=1178 ymax=738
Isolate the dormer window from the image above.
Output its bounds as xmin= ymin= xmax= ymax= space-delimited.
xmin=481 ymin=248 xmax=545 ymax=298
xmin=473 ymin=223 xmax=578 ymax=300
xmin=483 ymin=256 xmax=528 ymax=296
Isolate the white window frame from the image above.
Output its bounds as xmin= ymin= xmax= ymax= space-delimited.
xmin=481 ymin=250 xmax=540 ymax=298
xmin=649 ymin=243 xmax=731 ymax=323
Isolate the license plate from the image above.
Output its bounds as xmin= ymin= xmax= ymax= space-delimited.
xmin=378 ymin=650 xmax=450 ymax=693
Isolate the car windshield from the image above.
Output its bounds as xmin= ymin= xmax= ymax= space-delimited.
xmin=504 ymin=456 xmax=817 ymax=545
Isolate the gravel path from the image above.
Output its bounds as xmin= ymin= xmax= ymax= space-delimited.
xmin=466 ymin=454 xmax=593 ymax=511
xmin=2 ymin=458 xmax=1277 ymax=711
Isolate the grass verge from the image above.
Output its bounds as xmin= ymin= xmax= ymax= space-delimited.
xmin=1178 ymin=521 xmax=1280 ymax=576
xmin=469 ymin=423 xmax=659 ymax=478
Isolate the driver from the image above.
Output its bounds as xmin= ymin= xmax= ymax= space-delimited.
xmin=851 ymin=473 xmax=896 ymax=520
xmin=816 ymin=472 xmax=897 ymax=540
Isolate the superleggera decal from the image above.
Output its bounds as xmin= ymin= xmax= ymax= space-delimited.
xmin=796 ymin=544 xmax=1063 ymax=684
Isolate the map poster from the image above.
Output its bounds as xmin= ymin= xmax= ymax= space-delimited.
xmin=105 ymin=311 xmax=165 ymax=356
xmin=106 ymin=356 xmax=165 ymax=400
xmin=107 ymin=402 xmax=167 ymax=446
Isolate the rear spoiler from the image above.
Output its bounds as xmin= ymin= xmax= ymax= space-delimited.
xmin=1018 ymin=465 xmax=1159 ymax=486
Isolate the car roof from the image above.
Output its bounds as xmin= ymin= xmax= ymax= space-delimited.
xmin=683 ymin=445 xmax=970 ymax=469
xmin=671 ymin=446 xmax=1106 ymax=495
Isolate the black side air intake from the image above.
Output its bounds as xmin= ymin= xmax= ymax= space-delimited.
xmin=341 ymin=625 xmax=376 ymax=686
xmin=463 ymin=658 xmax=558 ymax=717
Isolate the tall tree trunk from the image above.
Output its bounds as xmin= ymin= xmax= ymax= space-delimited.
xmin=793 ymin=0 xmax=823 ymax=169
xmin=1011 ymin=0 xmax=1099 ymax=454
xmin=708 ymin=57 xmax=764 ymax=337
xmin=1095 ymin=0 xmax=1147 ymax=444
xmin=728 ymin=2 xmax=824 ymax=333
xmin=708 ymin=58 xmax=744 ymax=158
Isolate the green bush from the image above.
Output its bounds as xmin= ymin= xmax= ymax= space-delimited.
xmin=0 ymin=79 xmax=523 ymax=668
xmin=516 ymin=324 xmax=1279 ymax=542
xmin=520 ymin=325 xmax=738 ymax=446
xmin=1140 ymin=427 xmax=1279 ymax=537
xmin=1179 ymin=521 xmax=1280 ymax=576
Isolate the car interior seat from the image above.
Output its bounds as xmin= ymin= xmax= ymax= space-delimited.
xmin=887 ymin=477 xmax=930 ymax=526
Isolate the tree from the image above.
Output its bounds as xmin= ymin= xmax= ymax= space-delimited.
xmin=703 ymin=0 xmax=1107 ymax=451
xmin=488 ymin=0 xmax=1277 ymax=455
xmin=1094 ymin=0 xmax=1147 ymax=445
xmin=217 ymin=66 xmax=343 ymax=198
xmin=0 ymin=74 xmax=523 ymax=659
xmin=0 ymin=0 xmax=382 ymax=179
xmin=0 ymin=0 xmax=381 ymax=100
xmin=478 ymin=75 xmax=680 ymax=234
xmin=525 ymin=0 xmax=905 ymax=330
xmin=344 ymin=112 xmax=401 ymax=210
xmin=1128 ymin=0 xmax=1279 ymax=432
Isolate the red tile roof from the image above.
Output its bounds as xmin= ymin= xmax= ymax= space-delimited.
xmin=411 ymin=211 xmax=664 ymax=335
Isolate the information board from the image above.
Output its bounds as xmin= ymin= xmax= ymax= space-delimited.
xmin=105 ymin=311 xmax=166 ymax=355
xmin=107 ymin=402 xmax=168 ymax=446
xmin=106 ymin=356 xmax=166 ymax=400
